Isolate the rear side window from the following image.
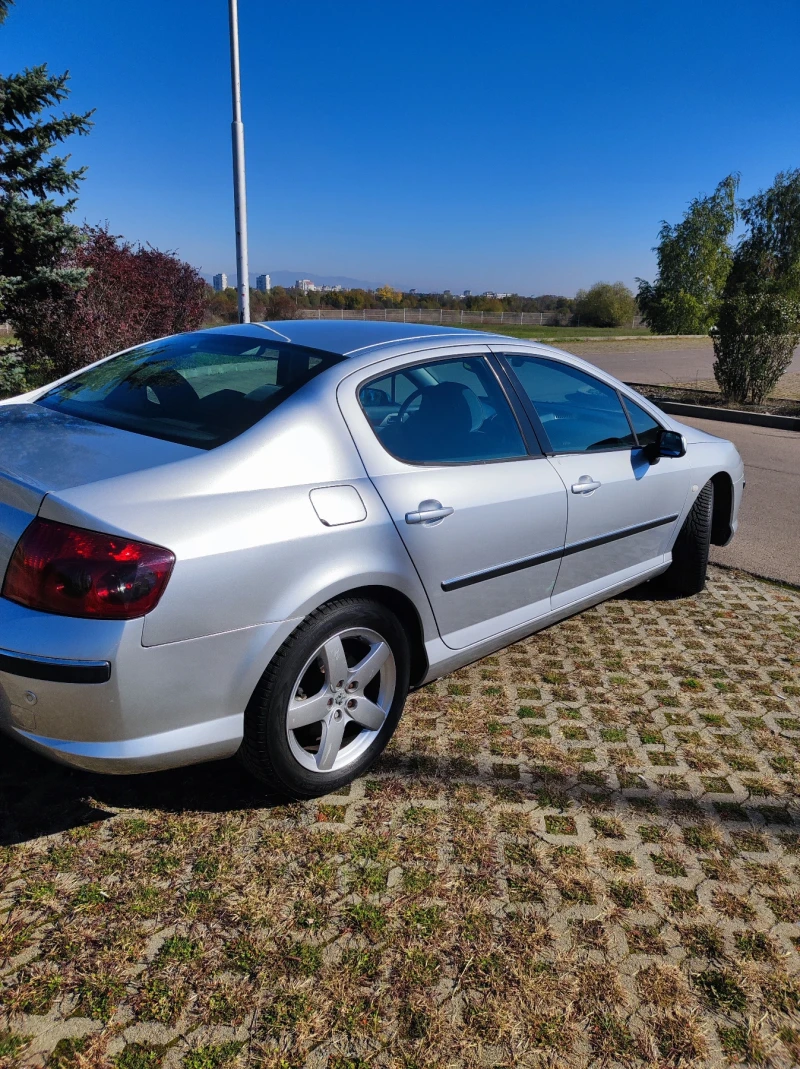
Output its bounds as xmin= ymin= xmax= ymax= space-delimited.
xmin=504 ymin=355 xmax=635 ymax=453
xmin=359 ymin=356 xmax=526 ymax=465
xmin=622 ymin=397 xmax=662 ymax=447
xmin=37 ymin=334 xmax=342 ymax=448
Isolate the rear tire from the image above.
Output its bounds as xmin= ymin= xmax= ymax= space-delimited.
xmin=659 ymin=481 xmax=714 ymax=597
xmin=239 ymin=597 xmax=410 ymax=800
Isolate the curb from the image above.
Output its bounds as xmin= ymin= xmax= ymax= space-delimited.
xmin=626 ymin=393 xmax=800 ymax=432
xmin=710 ymin=560 xmax=800 ymax=593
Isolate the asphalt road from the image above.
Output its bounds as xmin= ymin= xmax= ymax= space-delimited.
xmin=588 ymin=341 xmax=800 ymax=386
xmin=574 ymin=344 xmax=799 ymax=586
xmin=674 ymin=415 xmax=800 ymax=587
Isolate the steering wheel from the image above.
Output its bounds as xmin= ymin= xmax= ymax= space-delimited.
xmin=396 ymin=387 xmax=426 ymax=425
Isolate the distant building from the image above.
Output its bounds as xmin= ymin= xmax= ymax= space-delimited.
xmin=408 ymin=289 xmax=417 ymax=295
xmin=463 ymin=290 xmax=472 ymax=297
xmin=212 ymin=273 xmax=228 ymax=292
xmin=295 ymin=279 xmax=317 ymax=293
xmin=256 ymin=274 xmax=271 ymax=292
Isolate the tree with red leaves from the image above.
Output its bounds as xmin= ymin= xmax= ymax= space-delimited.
xmin=12 ymin=225 xmax=207 ymax=384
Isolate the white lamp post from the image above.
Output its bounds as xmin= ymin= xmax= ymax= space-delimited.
xmin=228 ymin=0 xmax=250 ymax=323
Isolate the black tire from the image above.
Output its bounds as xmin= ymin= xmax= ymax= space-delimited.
xmin=239 ymin=597 xmax=410 ymax=800
xmin=659 ymin=480 xmax=714 ymax=597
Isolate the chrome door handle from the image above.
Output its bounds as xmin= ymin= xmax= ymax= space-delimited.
xmin=405 ymin=499 xmax=455 ymax=525
xmin=571 ymin=477 xmax=601 ymax=494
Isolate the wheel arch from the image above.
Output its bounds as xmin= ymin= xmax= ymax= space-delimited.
xmin=709 ymin=471 xmax=734 ymax=545
xmin=334 ymin=584 xmax=429 ymax=688
xmin=244 ymin=583 xmax=431 ymax=708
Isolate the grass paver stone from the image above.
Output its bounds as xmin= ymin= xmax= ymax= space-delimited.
xmin=1 ymin=565 xmax=799 ymax=1066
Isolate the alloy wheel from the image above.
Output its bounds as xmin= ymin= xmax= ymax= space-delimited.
xmin=285 ymin=627 xmax=396 ymax=774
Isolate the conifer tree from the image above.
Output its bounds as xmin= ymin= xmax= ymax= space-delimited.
xmin=1 ymin=0 xmax=93 ymax=319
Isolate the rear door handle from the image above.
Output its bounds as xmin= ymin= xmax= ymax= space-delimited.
xmin=405 ymin=499 xmax=454 ymax=525
xmin=571 ymin=477 xmax=601 ymax=494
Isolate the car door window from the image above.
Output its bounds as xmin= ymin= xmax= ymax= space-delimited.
xmin=505 ymin=356 xmax=635 ymax=453
xmin=359 ymin=356 xmax=526 ymax=465
xmin=622 ymin=397 xmax=662 ymax=447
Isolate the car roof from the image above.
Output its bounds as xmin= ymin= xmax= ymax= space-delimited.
xmin=203 ymin=319 xmax=509 ymax=356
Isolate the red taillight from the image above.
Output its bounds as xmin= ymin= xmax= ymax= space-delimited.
xmin=2 ymin=518 xmax=175 ymax=620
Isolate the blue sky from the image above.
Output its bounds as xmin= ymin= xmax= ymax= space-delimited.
xmin=5 ymin=0 xmax=799 ymax=295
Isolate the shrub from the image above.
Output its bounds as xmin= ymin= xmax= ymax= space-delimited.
xmin=0 ymin=345 xmax=26 ymax=397
xmin=712 ymin=292 xmax=800 ymax=404
xmin=574 ymin=282 xmax=636 ymax=327
xmin=10 ymin=225 xmax=206 ymax=385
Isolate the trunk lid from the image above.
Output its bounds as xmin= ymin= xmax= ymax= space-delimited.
xmin=0 ymin=403 xmax=200 ymax=577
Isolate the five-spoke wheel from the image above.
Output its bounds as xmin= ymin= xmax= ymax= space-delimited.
xmin=240 ymin=597 xmax=410 ymax=799
xmin=286 ymin=627 xmax=396 ymax=773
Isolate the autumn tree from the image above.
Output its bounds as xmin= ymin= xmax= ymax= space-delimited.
xmin=264 ymin=286 xmax=297 ymax=320
xmin=637 ymin=175 xmax=739 ymax=334
xmin=15 ymin=226 xmax=207 ymax=382
xmin=375 ymin=284 xmax=402 ymax=306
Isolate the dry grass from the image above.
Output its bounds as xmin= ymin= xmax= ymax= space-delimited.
xmin=666 ymin=371 xmax=800 ymax=401
xmin=1 ymin=565 xmax=800 ymax=1067
xmin=562 ymin=336 xmax=714 ymax=359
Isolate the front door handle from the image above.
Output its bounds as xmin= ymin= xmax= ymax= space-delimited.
xmin=571 ymin=476 xmax=601 ymax=494
xmin=405 ymin=499 xmax=455 ymax=525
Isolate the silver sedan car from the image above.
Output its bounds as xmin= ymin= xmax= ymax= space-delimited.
xmin=0 ymin=322 xmax=743 ymax=797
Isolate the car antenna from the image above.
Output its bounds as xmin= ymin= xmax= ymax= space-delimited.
xmin=254 ymin=323 xmax=292 ymax=342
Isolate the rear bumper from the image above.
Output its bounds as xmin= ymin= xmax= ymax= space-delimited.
xmin=5 ymin=714 xmax=245 ymax=774
xmin=0 ymin=599 xmax=301 ymax=773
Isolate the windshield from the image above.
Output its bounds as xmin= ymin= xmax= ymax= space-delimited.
xmin=37 ymin=333 xmax=342 ymax=449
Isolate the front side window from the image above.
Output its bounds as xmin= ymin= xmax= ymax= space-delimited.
xmin=622 ymin=397 xmax=662 ymax=447
xmin=37 ymin=334 xmax=342 ymax=449
xmin=359 ymin=356 xmax=526 ymax=465
xmin=504 ymin=355 xmax=635 ymax=453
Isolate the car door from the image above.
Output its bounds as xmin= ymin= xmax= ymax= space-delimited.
xmin=338 ymin=350 xmax=568 ymax=650
xmin=496 ymin=353 xmax=692 ymax=610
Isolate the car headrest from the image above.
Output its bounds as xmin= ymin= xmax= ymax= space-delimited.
xmin=415 ymin=381 xmax=480 ymax=435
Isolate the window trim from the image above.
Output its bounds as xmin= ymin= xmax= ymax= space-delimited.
xmin=356 ymin=353 xmax=540 ymax=468
xmin=486 ymin=353 xmax=544 ymax=456
xmin=496 ymin=352 xmax=665 ymax=457
xmin=619 ymin=393 xmax=665 ymax=447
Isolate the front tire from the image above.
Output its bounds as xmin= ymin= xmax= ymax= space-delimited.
xmin=239 ymin=597 xmax=410 ymax=799
xmin=659 ymin=481 xmax=714 ymax=597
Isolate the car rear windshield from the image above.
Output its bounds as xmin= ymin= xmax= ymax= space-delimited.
xmin=37 ymin=333 xmax=343 ymax=449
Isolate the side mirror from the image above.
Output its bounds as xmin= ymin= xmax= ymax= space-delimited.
xmin=645 ymin=429 xmax=687 ymax=464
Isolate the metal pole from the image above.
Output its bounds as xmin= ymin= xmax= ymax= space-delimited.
xmin=228 ymin=0 xmax=250 ymax=323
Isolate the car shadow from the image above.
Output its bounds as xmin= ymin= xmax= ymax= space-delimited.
xmin=0 ymin=736 xmax=277 ymax=846
xmin=614 ymin=579 xmax=680 ymax=602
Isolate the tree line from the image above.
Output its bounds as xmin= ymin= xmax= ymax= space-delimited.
xmin=205 ymin=281 xmax=638 ymax=328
